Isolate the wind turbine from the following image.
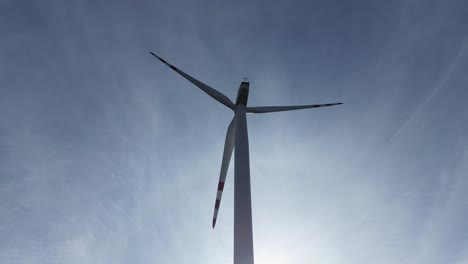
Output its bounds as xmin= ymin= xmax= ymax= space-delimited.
xmin=150 ymin=51 xmax=342 ymax=264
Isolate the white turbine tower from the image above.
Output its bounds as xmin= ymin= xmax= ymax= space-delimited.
xmin=150 ymin=52 xmax=342 ymax=264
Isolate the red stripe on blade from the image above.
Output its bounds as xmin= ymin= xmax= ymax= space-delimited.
xmin=217 ymin=182 xmax=225 ymax=191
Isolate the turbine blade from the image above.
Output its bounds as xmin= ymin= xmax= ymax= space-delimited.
xmin=149 ymin=52 xmax=235 ymax=110
xmin=212 ymin=116 xmax=236 ymax=228
xmin=246 ymin=103 xmax=343 ymax=113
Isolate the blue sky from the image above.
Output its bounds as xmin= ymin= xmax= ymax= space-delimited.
xmin=1 ymin=0 xmax=468 ymax=263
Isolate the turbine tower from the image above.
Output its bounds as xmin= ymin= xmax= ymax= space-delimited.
xmin=150 ymin=52 xmax=342 ymax=264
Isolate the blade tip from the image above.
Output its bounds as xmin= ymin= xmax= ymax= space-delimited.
xmin=150 ymin=51 xmax=162 ymax=57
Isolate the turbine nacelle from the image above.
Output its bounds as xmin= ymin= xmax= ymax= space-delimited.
xmin=236 ymin=81 xmax=249 ymax=106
